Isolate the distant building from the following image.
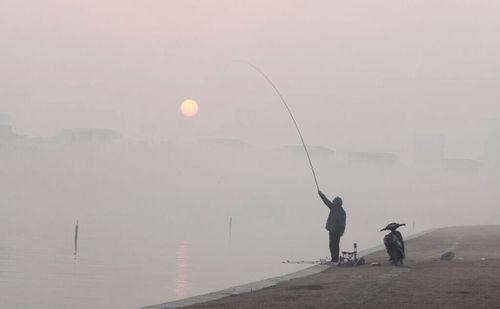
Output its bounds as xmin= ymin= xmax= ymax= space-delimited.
xmin=198 ymin=138 xmax=250 ymax=150
xmin=0 ymin=124 xmax=32 ymax=146
xmin=283 ymin=145 xmax=335 ymax=159
xmin=60 ymin=128 xmax=121 ymax=144
xmin=442 ymin=158 xmax=482 ymax=172
xmin=0 ymin=114 xmax=20 ymax=144
xmin=0 ymin=114 xmax=10 ymax=125
xmin=348 ymin=152 xmax=399 ymax=166
xmin=485 ymin=119 xmax=500 ymax=168
xmin=414 ymin=133 xmax=446 ymax=164
xmin=0 ymin=125 xmax=16 ymax=142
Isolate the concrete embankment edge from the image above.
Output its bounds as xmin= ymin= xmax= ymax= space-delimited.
xmin=140 ymin=228 xmax=435 ymax=309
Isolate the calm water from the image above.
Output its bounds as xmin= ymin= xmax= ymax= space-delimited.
xmin=0 ymin=222 xmax=320 ymax=308
xmin=0 ymin=144 xmax=331 ymax=308
xmin=0 ymin=219 xmax=323 ymax=309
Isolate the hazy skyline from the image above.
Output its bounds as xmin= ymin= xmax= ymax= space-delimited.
xmin=1 ymin=0 xmax=499 ymax=159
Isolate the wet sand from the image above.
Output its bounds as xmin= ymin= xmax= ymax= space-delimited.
xmin=173 ymin=225 xmax=500 ymax=308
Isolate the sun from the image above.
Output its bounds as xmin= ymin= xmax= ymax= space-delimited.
xmin=180 ymin=99 xmax=199 ymax=117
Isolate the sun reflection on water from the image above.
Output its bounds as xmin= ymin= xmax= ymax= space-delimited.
xmin=174 ymin=241 xmax=189 ymax=298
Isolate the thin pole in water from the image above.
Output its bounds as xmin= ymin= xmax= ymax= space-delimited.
xmin=74 ymin=220 xmax=79 ymax=256
xmin=229 ymin=216 xmax=232 ymax=242
xmin=242 ymin=61 xmax=320 ymax=192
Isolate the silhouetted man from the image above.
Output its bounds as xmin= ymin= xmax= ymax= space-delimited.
xmin=318 ymin=190 xmax=346 ymax=264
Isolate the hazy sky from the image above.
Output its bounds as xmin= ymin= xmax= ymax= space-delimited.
xmin=1 ymin=0 xmax=499 ymax=158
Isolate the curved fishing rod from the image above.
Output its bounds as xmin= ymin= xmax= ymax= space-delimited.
xmin=243 ymin=61 xmax=320 ymax=192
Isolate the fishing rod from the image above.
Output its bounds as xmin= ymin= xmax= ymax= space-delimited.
xmin=243 ymin=62 xmax=320 ymax=192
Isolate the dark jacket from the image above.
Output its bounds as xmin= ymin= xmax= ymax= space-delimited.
xmin=319 ymin=192 xmax=346 ymax=234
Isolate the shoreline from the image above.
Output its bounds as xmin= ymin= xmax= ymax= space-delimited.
xmin=140 ymin=228 xmax=435 ymax=309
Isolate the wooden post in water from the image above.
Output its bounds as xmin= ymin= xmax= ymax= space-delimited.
xmin=74 ymin=220 xmax=79 ymax=256
xmin=229 ymin=216 xmax=232 ymax=242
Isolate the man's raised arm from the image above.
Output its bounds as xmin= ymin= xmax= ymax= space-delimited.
xmin=318 ymin=190 xmax=333 ymax=208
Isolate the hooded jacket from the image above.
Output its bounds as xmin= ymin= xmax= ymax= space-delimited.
xmin=319 ymin=193 xmax=346 ymax=234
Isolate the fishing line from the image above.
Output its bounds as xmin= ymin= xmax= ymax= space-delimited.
xmin=242 ymin=61 xmax=320 ymax=191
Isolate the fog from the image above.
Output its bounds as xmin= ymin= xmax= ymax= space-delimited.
xmin=1 ymin=1 xmax=499 ymax=308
